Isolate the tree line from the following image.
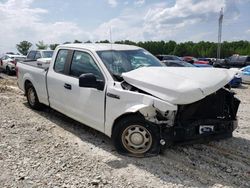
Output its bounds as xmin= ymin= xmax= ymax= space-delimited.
xmin=16 ymin=40 xmax=250 ymax=58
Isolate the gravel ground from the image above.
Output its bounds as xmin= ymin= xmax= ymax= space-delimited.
xmin=0 ymin=73 xmax=250 ymax=188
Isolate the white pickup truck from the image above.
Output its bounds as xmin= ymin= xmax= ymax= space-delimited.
xmin=17 ymin=44 xmax=240 ymax=157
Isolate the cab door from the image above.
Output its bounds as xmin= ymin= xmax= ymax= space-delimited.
xmin=47 ymin=49 xmax=106 ymax=132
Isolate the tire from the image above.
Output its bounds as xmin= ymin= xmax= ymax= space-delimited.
xmin=112 ymin=115 xmax=160 ymax=157
xmin=6 ymin=66 xmax=11 ymax=75
xmin=26 ymin=83 xmax=43 ymax=110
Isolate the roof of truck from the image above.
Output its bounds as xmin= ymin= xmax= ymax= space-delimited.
xmin=60 ymin=43 xmax=142 ymax=51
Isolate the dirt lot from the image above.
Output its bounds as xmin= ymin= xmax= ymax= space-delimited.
xmin=0 ymin=73 xmax=250 ymax=188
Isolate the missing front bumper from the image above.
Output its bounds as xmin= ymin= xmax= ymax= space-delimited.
xmin=160 ymin=88 xmax=240 ymax=145
xmin=173 ymin=119 xmax=238 ymax=142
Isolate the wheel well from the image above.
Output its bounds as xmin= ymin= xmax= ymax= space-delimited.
xmin=111 ymin=112 xmax=142 ymax=138
xmin=24 ymin=80 xmax=32 ymax=94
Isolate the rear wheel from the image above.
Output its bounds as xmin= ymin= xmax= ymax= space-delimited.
xmin=112 ymin=115 xmax=160 ymax=157
xmin=6 ymin=66 xmax=11 ymax=75
xmin=26 ymin=83 xmax=43 ymax=110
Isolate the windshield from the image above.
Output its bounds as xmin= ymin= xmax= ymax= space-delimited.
xmin=97 ymin=49 xmax=162 ymax=77
xmin=42 ymin=51 xmax=53 ymax=58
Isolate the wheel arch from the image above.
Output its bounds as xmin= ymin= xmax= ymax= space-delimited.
xmin=111 ymin=112 xmax=145 ymax=139
xmin=24 ymin=79 xmax=33 ymax=95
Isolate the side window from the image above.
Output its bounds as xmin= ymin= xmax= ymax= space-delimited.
xmin=231 ymin=56 xmax=238 ymax=62
xmin=27 ymin=51 xmax=36 ymax=59
xmin=54 ymin=50 xmax=69 ymax=73
xmin=156 ymin=56 xmax=163 ymax=61
xmin=35 ymin=52 xmax=41 ymax=60
xmin=163 ymin=56 xmax=171 ymax=60
xmin=70 ymin=51 xmax=103 ymax=79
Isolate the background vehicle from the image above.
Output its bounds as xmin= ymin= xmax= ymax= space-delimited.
xmin=163 ymin=60 xmax=241 ymax=88
xmin=215 ymin=55 xmax=250 ymax=68
xmin=224 ymin=55 xmax=250 ymax=68
xmin=198 ymin=58 xmax=215 ymax=65
xmin=155 ymin=55 xmax=182 ymax=61
xmin=0 ymin=54 xmax=26 ymax=75
xmin=16 ymin=44 xmax=240 ymax=157
xmin=161 ymin=60 xmax=195 ymax=67
xmin=26 ymin=50 xmax=54 ymax=61
xmin=239 ymin=66 xmax=250 ymax=84
xmin=183 ymin=56 xmax=209 ymax=65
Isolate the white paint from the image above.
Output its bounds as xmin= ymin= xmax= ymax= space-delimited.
xmin=17 ymin=44 xmax=235 ymax=138
xmin=123 ymin=67 xmax=236 ymax=104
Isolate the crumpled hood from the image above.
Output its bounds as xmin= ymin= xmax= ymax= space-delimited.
xmin=122 ymin=67 xmax=236 ymax=104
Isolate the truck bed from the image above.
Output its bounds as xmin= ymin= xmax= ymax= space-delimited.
xmin=17 ymin=61 xmax=49 ymax=105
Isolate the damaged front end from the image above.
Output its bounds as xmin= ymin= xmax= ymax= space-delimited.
xmin=121 ymin=81 xmax=240 ymax=152
xmin=162 ymin=88 xmax=240 ymax=144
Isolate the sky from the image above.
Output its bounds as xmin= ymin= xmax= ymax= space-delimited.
xmin=0 ymin=0 xmax=250 ymax=53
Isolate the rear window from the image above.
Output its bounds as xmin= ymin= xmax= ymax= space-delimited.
xmin=27 ymin=51 xmax=36 ymax=60
xmin=42 ymin=51 xmax=53 ymax=58
xmin=35 ymin=52 xmax=42 ymax=60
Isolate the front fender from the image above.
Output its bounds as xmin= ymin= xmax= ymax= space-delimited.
xmin=104 ymin=84 xmax=177 ymax=137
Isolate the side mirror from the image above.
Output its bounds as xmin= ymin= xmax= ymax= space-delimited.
xmin=79 ymin=73 xmax=104 ymax=90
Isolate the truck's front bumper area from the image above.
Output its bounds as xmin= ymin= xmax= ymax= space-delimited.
xmin=171 ymin=119 xmax=238 ymax=143
xmin=161 ymin=88 xmax=240 ymax=145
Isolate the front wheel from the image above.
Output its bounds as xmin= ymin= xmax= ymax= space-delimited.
xmin=112 ymin=115 xmax=160 ymax=157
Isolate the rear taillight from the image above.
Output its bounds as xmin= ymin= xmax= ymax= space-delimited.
xmin=10 ymin=60 xmax=17 ymax=65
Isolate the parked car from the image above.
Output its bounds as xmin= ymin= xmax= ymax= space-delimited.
xmin=0 ymin=54 xmax=26 ymax=75
xmin=198 ymin=58 xmax=215 ymax=65
xmin=183 ymin=56 xmax=209 ymax=64
xmin=161 ymin=60 xmax=195 ymax=67
xmin=16 ymin=44 xmax=240 ymax=157
xmin=156 ymin=55 xmax=182 ymax=61
xmin=215 ymin=55 xmax=250 ymax=68
xmin=224 ymin=55 xmax=250 ymax=68
xmin=239 ymin=66 xmax=250 ymax=84
xmin=163 ymin=60 xmax=242 ymax=88
xmin=26 ymin=50 xmax=54 ymax=61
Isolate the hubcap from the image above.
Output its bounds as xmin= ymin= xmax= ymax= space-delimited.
xmin=28 ymin=88 xmax=36 ymax=106
xmin=122 ymin=125 xmax=152 ymax=154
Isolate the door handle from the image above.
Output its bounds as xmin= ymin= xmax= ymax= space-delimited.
xmin=64 ymin=83 xmax=72 ymax=90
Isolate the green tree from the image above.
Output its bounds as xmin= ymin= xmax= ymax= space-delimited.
xmin=36 ymin=41 xmax=48 ymax=50
xmin=73 ymin=40 xmax=82 ymax=43
xmin=96 ymin=40 xmax=110 ymax=43
xmin=63 ymin=41 xmax=71 ymax=44
xmin=16 ymin=41 xmax=32 ymax=55
xmin=49 ymin=44 xmax=59 ymax=50
xmin=84 ymin=40 xmax=92 ymax=43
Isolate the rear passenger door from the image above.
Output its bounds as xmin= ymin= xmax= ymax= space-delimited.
xmin=47 ymin=49 xmax=71 ymax=114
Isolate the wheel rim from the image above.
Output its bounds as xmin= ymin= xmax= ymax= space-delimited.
xmin=122 ymin=125 xmax=152 ymax=154
xmin=28 ymin=88 xmax=36 ymax=106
